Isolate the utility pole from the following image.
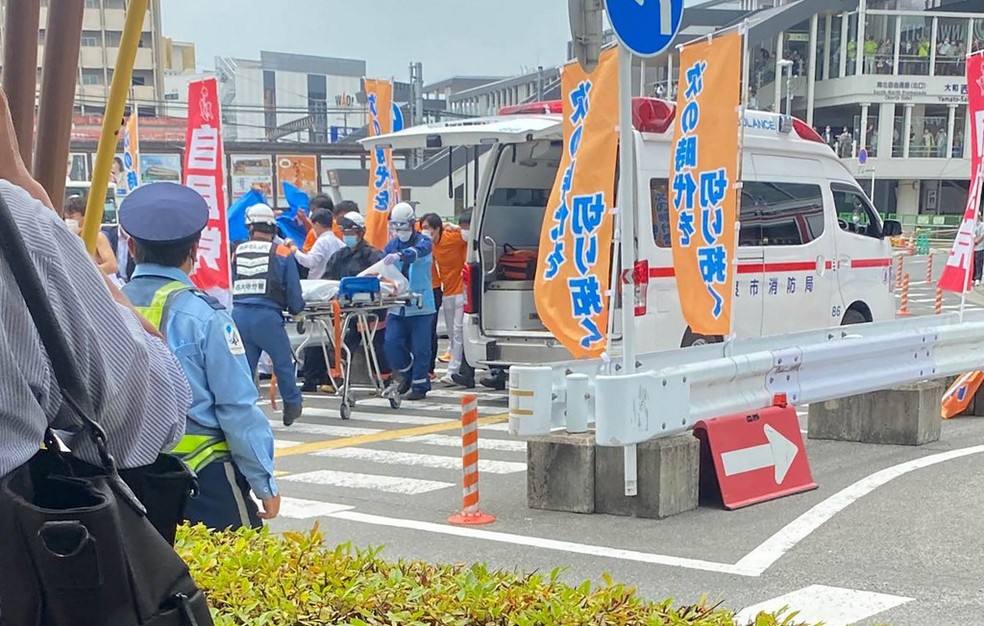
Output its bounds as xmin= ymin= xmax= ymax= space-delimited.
xmin=2 ymin=0 xmax=41 ymax=167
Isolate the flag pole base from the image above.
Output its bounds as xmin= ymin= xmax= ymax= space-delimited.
xmin=447 ymin=510 xmax=496 ymax=526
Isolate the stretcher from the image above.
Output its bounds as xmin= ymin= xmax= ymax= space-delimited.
xmin=291 ymin=277 xmax=420 ymax=420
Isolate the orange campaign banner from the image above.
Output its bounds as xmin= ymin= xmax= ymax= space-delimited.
xmin=669 ymin=32 xmax=742 ymax=336
xmin=533 ymin=47 xmax=619 ymax=359
xmin=364 ymin=79 xmax=402 ymax=249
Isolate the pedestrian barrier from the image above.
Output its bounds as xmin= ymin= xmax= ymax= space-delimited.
xmin=935 ymin=286 xmax=943 ymax=315
xmin=897 ymin=273 xmax=910 ymax=316
xmin=269 ymin=374 xmax=279 ymax=410
xmin=448 ymin=394 xmax=496 ymax=526
xmin=926 ymin=253 xmax=934 ymax=284
xmin=895 ymin=254 xmax=904 ymax=288
xmin=693 ymin=400 xmax=816 ymax=509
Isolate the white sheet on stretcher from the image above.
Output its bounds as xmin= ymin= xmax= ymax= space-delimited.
xmin=301 ymin=280 xmax=339 ymax=303
xmin=358 ymin=260 xmax=410 ymax=297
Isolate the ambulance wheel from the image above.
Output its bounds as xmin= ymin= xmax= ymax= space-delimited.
xmin=389 ymin=396 xmax=402 ymax=410
xmin=681 ymin=327 xmax=723 ymax=348
xmin=340 ymin=402 xmax=352 ymax=420
xmin=840 ymin=308 xmax=868 ymax=326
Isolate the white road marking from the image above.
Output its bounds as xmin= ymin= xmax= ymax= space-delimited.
xmin=733 ymin=585 xmax=911 ymax=626
xmin=274 ymin=439 xmax=303 ymax=449
xmin=278 ymin=497 xmax=354 ymax=519
xmin=314 ymin=448 xmax=526 ymax=474
xmin=482 ymin=422 xmax=511 ymax=432
xmin=304 ymin=408 xmax=452 ymax=426
xmin=403 ymin=434 xmax=527 ymax=452
xmin=268 ymin=421 xmax=382 ymax=437
xmin=283 ymin=470 xmax=454 ymax=494
xmin=328 ymin=509 xmax=751 ymax=575
xmin=735 ymin=444 xmax=984 ymax=575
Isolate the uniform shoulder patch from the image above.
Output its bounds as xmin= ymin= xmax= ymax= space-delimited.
xmin=189 ymin=289 xmax=225 ymax=311
xmin=222 ymin=321 xmax=246 ymax=355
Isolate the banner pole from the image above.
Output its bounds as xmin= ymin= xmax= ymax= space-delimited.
xmin=729 ymin=21 xmax=750 ymax=346
xmin=616 ymin=45 xmax=638 ymax=498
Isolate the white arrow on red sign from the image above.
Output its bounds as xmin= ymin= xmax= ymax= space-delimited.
xmin=720 ymin=425 xmax=798 ymax=484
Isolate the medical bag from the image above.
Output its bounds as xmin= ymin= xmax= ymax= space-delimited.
xmin=497 ymin=244 xmax=538 ymax=281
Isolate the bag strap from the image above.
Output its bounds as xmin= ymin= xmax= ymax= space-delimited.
xmin=0 ymin=192 xmax=116 ymax=469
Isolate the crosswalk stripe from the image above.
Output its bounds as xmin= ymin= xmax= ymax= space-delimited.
xmin=268 ymin=421 xmax=381 ymax=437
xmin=277 ymin=497 xmax=354 ymax=519
xmin=312 ymin=447 xmax=526 ymax=474
xmin=282 ymin=469 xmax=454 ymax=494
xmin=402 ymin=434 xmax=527 ymax=452
xmin=274 ymin=439 xmax=303 ymax=449
xmin=733 ymin=585 xmax=911 ymax=626
xmin=483 ymin=422 xmax=511 ymax=432
xmin=304 ymin=407 xmax=454 ymax=426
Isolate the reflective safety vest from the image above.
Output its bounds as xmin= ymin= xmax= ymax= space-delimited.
xmin=232 ymin=240 xmax=287 ymax=308
xmin=134 ymin=280 xmax=232 ymax=471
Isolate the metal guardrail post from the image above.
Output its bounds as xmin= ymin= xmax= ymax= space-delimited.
xmin=566 ymin=373 xmax=589 ymax=434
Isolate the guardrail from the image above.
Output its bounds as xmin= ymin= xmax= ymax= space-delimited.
xmin=509 ymin=310 xmax=984 ymax=445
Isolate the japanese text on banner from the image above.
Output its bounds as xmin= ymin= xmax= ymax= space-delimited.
xmin=533 ymin=47 xmax=618 ymax=359
xmin=182 ymin=77 xmax=231 ymax=295
xmin=364 ymin=79 xmax=402 ymax=249
xmin=669 ymin=32 xmax=742 ymax=336
xmin=123 ymin=112 xmax=140 ymax=193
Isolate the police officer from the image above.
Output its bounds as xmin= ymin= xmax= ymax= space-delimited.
xmin=119 ymin=182 xmax=280 ymax=530
xmin=382 ymin=202 xmax=435 ymax=401
xmin=232 ymin=203 xmax=306 ymax=426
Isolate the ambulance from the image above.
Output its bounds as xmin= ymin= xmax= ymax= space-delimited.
xmin=361 ymin=98 xmax=902 ymax=371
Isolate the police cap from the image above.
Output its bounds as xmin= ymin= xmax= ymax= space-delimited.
xmin=119 ymin=182 xmax=209 ymax=243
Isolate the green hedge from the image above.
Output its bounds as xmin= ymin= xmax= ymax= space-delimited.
xmin=175 ymin=524 xmax=815 ymax=626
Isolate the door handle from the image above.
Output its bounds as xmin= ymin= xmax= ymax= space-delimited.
xmin=482 ymin=235 xmax=499 ymax=277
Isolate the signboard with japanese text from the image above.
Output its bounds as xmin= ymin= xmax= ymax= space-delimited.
xmin=182 ymin=77 xmax=231 ymax=300
xmin=230 ymin=155 xmax=273 ymax=200
xmin=139 ymin=153 xmax=181 ymax=183
xmin=364 ymin=78 xmax=403 ymax=249
xmin=122 ymin=112 xmax=140 ymax=193
xmin=275 ymin=154 xmax=318 ymax=205
xmin=533 ymin=47 xmax=618 ymax=359
xmin=669 ymin=32 xmax=742 ymax=336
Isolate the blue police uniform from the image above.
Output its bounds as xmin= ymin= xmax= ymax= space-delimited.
xmin=230 ymin=238 xmax=306 ymax=412
xmin=119 ymin=183 xmax=278 ymax=531
xmin=383 ymin=230 xmax=435 ymax=394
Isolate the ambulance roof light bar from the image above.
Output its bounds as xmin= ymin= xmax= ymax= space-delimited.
xmin=498 ymin=97 xmax=676 ymax=134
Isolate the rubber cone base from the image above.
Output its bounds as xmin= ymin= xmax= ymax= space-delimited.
xmin=448 ymin=510 xmax=496 ymax=526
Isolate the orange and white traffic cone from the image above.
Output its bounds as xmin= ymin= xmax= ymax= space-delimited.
xmin=448 ymin=394 xmax=496 ymax=526
xmin=935 ymin=286 xmax=943 ymax=315
xmin=897 ymin=273 xmax=910 ymax=317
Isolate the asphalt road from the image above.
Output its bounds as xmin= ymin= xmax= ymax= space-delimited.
xmin=262 ymin=268 xmax=984 ymax=626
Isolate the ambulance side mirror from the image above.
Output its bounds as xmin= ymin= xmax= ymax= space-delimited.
xmin=882 ymin=219 xmax=902 ymax=237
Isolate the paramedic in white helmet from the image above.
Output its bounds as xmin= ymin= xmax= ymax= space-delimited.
xmin=231 ymin=203 xmax=306 ymax=425
xmin=381 ymin=202 xmax=435 ymax=401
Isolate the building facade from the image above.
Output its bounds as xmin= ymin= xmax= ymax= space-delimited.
xmin=0 ymin=0 xmax=166 ymax=114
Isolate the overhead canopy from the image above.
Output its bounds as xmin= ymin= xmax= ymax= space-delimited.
xmin=358 ymin=115 xmax=562 ymax=151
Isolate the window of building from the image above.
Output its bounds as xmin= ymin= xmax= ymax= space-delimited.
xmin=105 ymin=31 xmax=122 ymax=47
xmin=832 ymin=183 xmax=882 ymax=239
xmin=104 ymin=0 xmax=125 ymax=8
xmin=845 ymin=12 xmax=860 ymax=76
xmin=936 ymin=18 xmax=969 ymax=76
xmin=84 ymin=0 xmax=98 ymax=8
xmin=80 ymin=31 xmax=102 ymax=47
xmin=81 ymin=70 xmax=102 ymax=86
xmin=828 ymin=14 xmax=843 ymax=79
xmin=974 ymin=19 xmax=984 ymax=53
xmin=864 ymin=14 xmax=896 ymax=76
xmin=898 ymin=15 xmax=932 ymax=76
xmin=740 ymin=181 xmax=825 ymax=246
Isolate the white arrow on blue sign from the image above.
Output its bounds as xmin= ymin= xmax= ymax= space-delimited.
xmin=604 ymin=0 xmax=685 ymax=58
xmin=858 ymin=148 xmax=867 ymax=165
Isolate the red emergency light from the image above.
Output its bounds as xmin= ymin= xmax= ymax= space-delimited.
xmin=498 ymin=97 xmax=676 ymax=134
xmin=791 ymin=117 xmax=825 ymax=144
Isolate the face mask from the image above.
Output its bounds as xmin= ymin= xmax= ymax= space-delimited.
xmin=421 ymin=230 xmax=433 ymax=239
xmin=64 ymin=218 xmax=79 ymax=231
xmin=396 ymin=231 xmax=412 ymax=242
xmin=343 ymin=235 xmax=358 ymax=247
xmin=460 ymin=229 xmax=470 ymax=240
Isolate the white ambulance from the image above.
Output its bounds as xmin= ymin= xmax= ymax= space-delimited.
xmin=361 ymin=98 xmax=902 ymax=371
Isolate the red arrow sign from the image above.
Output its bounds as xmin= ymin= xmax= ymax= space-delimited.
xmin=694 ymin=405 xmax=816 ymax=510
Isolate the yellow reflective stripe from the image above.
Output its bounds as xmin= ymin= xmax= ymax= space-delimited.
xmin=134 ymin=281 xmax=188 ymax=330
xmin=172 ymin=433 xmax=230 ymax=472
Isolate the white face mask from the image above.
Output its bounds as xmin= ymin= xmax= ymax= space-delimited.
xmin=64 ymin=218 xmax=79 ymax=232
xmin=396 ymin=231 xmax=412 ymax=242
xmin=460 ymin=229 xmax=470 ymax=240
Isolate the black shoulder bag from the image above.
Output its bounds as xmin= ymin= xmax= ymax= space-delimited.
xmin=0 ymin=194 xmax=213 ymax=626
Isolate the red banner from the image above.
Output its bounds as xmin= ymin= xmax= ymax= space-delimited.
xmin=182 ymin=77 xmax=231 ymax=298
xmin=969 ymin=51 xmax=984 ymax=176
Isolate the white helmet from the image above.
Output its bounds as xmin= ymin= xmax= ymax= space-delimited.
xmin=389 ymin=202 xmax=415 ymax=226
xmin=343 ymin=211 xmax=366 ymax=229
xmin=245 ymin=203 xmax=276 ymax=226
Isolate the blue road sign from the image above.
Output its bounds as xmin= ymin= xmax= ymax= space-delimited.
xmin=392 ymin=103 xmax=405 ymax=132
xmin=604 ymin=0 xmax=685 ymax=58
xmin=858 ymin=148 xmax=868 ymax=165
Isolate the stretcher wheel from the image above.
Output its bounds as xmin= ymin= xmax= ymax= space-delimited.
xmin=389 ymin=396 xmax=401 ymax=410
xmin=339 ymin=402 xmax=352 ymax=420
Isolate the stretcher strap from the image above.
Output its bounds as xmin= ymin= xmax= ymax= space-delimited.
xmin=330 ymin=299 xmax=343 ymax=379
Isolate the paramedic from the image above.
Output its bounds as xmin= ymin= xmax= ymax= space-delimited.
xmin=419 ymin=212 xmax=467 ymax=386
xmin=120 ymin=183 xmax=280 ymax=529
xmin=382 ymin=202 xmax=435 ymax=401
xmin=450 ymin=209 xmax=477 ymax=388
xmin=323 ymin=211 xmax=391 ymax=378
xmin=232 ymin=203 xmax=306 ymax=426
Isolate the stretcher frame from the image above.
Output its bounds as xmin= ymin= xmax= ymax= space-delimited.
xmin=291 ymin=292 xmax=420 ymax=420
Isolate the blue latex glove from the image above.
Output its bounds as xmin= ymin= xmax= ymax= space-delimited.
xmin=383 ymin=252 xmax=401 ymax=266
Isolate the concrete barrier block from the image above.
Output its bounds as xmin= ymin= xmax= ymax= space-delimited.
xmin=594 ymin=433 xmax=698 ymax=519
xmin=858 ymin=381 xmax=942 ymax=446
xmin=809 ymin=381 xmax=942 ymax=446
xmin=526 ymin=432 xmax=595 ymax=513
